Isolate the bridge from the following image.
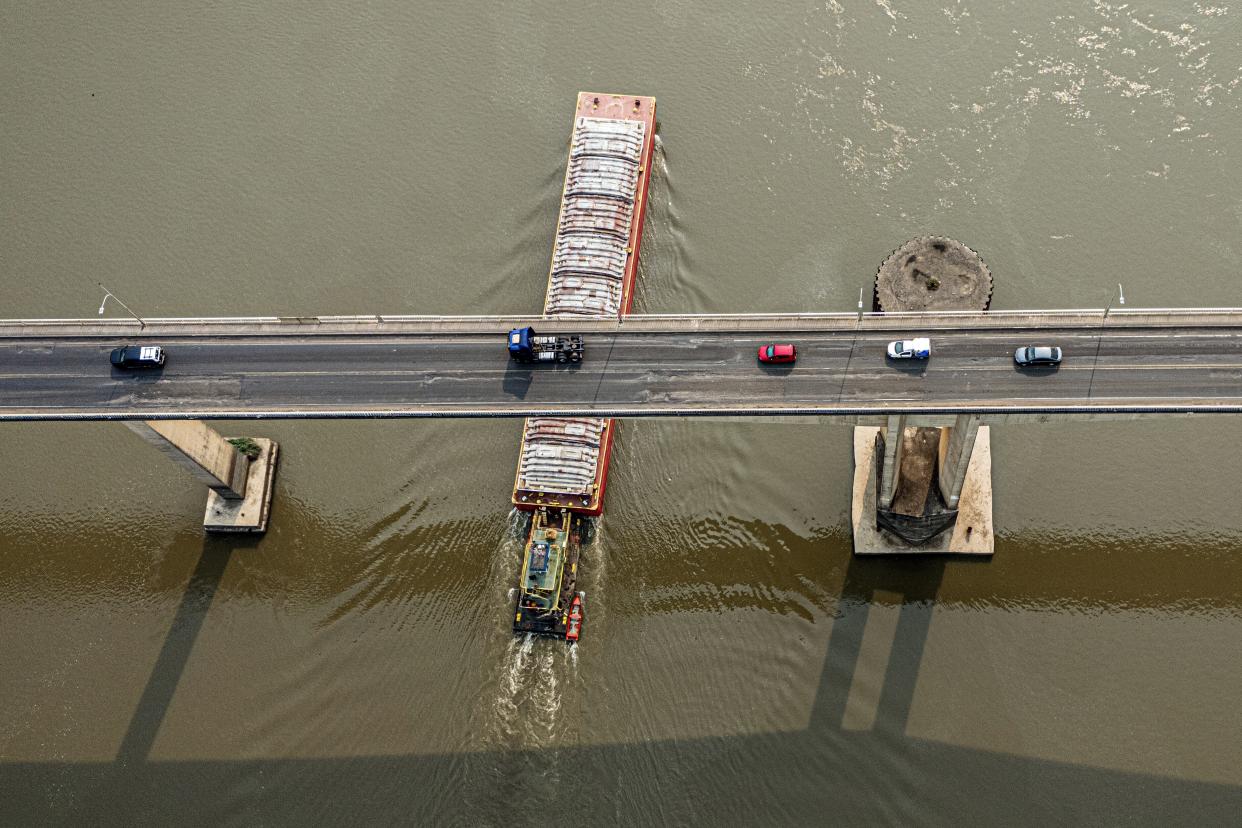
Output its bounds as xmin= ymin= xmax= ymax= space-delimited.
xmin=3 ymin=309 xmax=1242 ymax=421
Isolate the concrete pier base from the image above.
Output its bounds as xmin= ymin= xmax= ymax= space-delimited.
xmin=204 ymin=439 xmax=279 ymax=533
xmin=851 ymin=426 xmax=993 ymax=556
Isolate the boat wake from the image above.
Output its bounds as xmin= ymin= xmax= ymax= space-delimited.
xmin=465 ymin=510 xmax=604 ymax=803
xmin=576 ymin=516 xmax=605 ymax=640
xmin=506 ymin=507 xmax=532 ymax=541
xmin=473 ymin=516 xmax=610 ymax=799
xmin=527 ymin=645 xmax=561 ymax=742
xmin=492 ymin=631 xmax=569 ymax=748
xmin=482 ymin=517 xmax=579 ymax=751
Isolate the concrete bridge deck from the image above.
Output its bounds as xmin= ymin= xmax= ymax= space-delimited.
xmin=3 ymin=313 xmax=1242 ymax=420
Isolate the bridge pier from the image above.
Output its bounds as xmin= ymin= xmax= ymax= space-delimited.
xmin=851 ymin=424 xmax=993 ymax=555
xmin=938 ymin=414 xmax=982 ymax=509
xmin=850 ymin=234 xmax=995 ymax=556
xmin=125 ymin=421 xmax=278 ymax=533
xmin=877 ymin=414 xmax=906 ymax=509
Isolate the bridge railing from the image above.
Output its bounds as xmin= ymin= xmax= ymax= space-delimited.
xmin=5 ymin=307 xmax=1242 ymax=337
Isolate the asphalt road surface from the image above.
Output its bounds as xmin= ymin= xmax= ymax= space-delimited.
xmin=3 ymin=328 xmax=1242 ymax=419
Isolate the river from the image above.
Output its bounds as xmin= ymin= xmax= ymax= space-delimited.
xmin=2 ymin=1 xmax=1242 ymax=823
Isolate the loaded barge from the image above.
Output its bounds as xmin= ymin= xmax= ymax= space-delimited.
xmin=512 ymin=92 xmax=657 ymax=641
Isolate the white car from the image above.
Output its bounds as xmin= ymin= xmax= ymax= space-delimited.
xmin=886 ymin=337 xmax=931 ymax=360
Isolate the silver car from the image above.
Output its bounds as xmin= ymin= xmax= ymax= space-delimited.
xmin=1014 ymin=345 xmax=1062 ymax=367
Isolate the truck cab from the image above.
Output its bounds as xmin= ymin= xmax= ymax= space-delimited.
xmin=508 ymin=327 xmax=537 ymax=359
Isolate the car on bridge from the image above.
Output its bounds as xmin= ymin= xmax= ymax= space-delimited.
xmin=886 ymin=338 xmax=930 ymax=360
xmin=1014 ymin=345 xmax=1063 ymax=367
xmin=109 ymin=345 xmax=165 ymax=368
xmin=758 ymin=343 xmax=797 ymax=364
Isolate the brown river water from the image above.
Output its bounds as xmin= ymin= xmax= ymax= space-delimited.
xmin=3 ymin=1 xmax=1242 ymax=824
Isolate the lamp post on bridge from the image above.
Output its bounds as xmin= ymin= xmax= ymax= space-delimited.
xmin=838 ymin=284 xmax=868 ymax=403
xmin=97 ymin=282 xmax=146 ymax=329
xmin=1105 ymin=282 xmax=1125 ymax=318
xmin=1088 ymin=282 xmax=1125 ymax=399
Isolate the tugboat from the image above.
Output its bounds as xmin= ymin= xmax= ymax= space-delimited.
xmin=514 ymin=508 xmax=585 ymax=640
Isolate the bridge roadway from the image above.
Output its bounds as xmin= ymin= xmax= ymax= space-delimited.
xmin=3 ymin=315 xmax=1242 ymax=420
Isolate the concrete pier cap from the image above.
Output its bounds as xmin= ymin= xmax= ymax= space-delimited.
xmin=852 ymin=236 xmax=994 ymax=556
xmin=203 ymin=438 xmax=279 ymax=533
xmin=126 ymin=421 xmax=279 ymax=533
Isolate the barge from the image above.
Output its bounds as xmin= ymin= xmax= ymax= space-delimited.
xmin=511 ymin=92 xmax=656 ymax=640
xmin=542 ymin=93 xmax=657 ymax=319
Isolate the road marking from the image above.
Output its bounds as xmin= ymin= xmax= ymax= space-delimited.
xmin=857 ymin=362 xmax=1242 ymax=372
xmin=1075 ymin=363 xmax=1242 ymax=371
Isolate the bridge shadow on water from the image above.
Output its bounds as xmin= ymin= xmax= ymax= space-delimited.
xmin=4 ymin=545 xmax=1241 ymax=825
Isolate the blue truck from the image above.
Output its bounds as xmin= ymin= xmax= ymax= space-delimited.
xmin=508 ymin=327 xmax=584 ymax=364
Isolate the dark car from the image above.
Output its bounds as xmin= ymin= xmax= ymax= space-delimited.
xmin=1014 ymin=345 xmax=1062 ymax=367
xmin=758 ymin=343 xmax=797 ymax=364
xmin=109 ymin=345 xmax=165 ymax=368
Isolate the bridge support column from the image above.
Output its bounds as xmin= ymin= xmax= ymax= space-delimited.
xmin=937 ymin=414 xmax=982 ymax=509
xmin=125 ymin=421 xmax=279 ymax=533
xmin=877 ymin=415 xmax=906 ymax=509
xmin=850 ymin=423 xmax=993 ymax=556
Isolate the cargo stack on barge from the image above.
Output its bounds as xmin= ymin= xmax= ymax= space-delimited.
xmin=513 ymin=92 xmax=657 ymax=640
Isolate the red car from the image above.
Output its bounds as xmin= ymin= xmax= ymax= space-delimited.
xmin=758 ymin=343 xmax=797 ymax=364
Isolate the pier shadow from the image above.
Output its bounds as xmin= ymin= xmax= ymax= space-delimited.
xmin=115 ymin=536 xmax=245 ymax=766
xmin=809 ymin=553 xmax=948 ymax=736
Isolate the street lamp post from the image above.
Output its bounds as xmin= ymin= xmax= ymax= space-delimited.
xmin=1104 ymin=282 xmax=1125 ymax=318
xmin=1088 ymin=283 xmax=1125 ymax=398
xmin=96 ymin=282 xmax=145 ymax=329
xmin=838 ymin=285 xmax=868 ymax=403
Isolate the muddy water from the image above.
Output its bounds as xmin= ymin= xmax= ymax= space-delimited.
xmin=3 ymin=1 xmax=1242 ymax=823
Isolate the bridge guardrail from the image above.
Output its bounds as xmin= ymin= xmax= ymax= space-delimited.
xmin=5 ymin=402 xmax=1242 ymax=423
xmin=5 ymin=308 xmax=1242 ymax=337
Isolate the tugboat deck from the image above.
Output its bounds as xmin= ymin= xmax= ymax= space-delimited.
xmin=514 ymin=508 xmax=582 ymax=638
